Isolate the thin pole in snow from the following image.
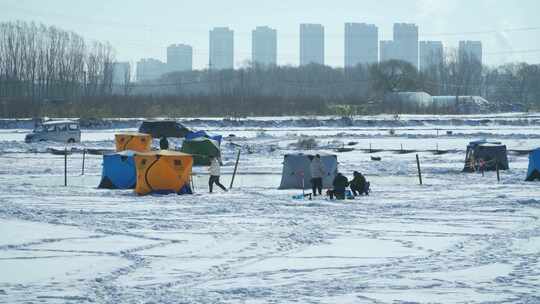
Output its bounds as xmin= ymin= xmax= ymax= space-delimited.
xmin=229 ymin=149 xmax=241 ymax=189
xmin=81 ymin=149 xmax=86 ymax=176
xmin=64 ymin=147 xmax=68 ymax=187
xmin=496 ymin=162 xmax=500 ymax=182
xmin=416 ymin=154 xmax=423 ymax=185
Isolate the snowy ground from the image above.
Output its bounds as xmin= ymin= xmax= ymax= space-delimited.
xmin=0 ymin=114 xmax=539 ymax=303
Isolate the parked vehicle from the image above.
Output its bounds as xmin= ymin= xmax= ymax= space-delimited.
xmin=25 ymin=120 xmax=81 ymax=143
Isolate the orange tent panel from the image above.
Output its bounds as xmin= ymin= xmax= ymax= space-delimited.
xmin=134 ymin=150 xmax=193 ymax=195
xmin=115 ymin=133 xmax=152 ymax=152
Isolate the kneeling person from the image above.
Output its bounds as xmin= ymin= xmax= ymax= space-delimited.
xmin=329 ymin=172 xmax=349 ymax=200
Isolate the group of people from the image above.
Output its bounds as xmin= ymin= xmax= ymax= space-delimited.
xmin=310 ymin=154 xmax=369 ymax=200
xmin=160 ymin=137 xmax=367 ymax=197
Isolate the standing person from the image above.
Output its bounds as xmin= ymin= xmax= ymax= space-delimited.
xmin=310 ymin=154 xmax=326 ymax=196
xmin=329 ymin=172 xmax=349 ymax=200
xmin=209 ymin=156 xmax=227 ymax=193
xmin=350 ymin=171 xmax=368 ymax=196
xmin=159 ymin=136 xmax=169 ymax=150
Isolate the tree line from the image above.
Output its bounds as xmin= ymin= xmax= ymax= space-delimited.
xmin=1 ymin=20 xmax=539 ymax=118
xmin=0 ymin=20 xmax=114 ymax=117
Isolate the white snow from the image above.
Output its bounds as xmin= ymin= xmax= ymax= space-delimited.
xmin=0 ymin=113 xmax=539 ymax=303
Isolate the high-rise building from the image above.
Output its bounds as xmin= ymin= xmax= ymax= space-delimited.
xmin=379 ymin=40 xmax=398 ymax=63
xmin=459 ymin=41 xmax=482 ymax=64
xmin=300 ymin=24 xmax=324 ymax=66
xmin=419 ymin=41 xmax=444 ymax=71
xmin=112 ymin=62 xmax=131 ymax=84
xmin=393 ymin=23 xmax=419 ymax=68
xmin=136 ymin=58 xmax=167 ymax=82
xmin=252 ymin=26 xmax=277 ymax=66
xmin=209 ymin=27 xmax=234 ymax=70
xmin=344 ymin=23 xmax=378 ymax=67
xmin=167 ymin=44 xmax=193 ymax=72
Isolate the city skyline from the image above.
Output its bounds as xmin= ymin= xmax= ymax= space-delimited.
xmin=134 ymin=23 xmax=484 ymax=81
xmin=2 ymin=0 xmax=538 ymax=69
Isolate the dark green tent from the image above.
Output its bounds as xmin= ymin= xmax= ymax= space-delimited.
xmin=181 ymin=137 xmax=220 ymax=166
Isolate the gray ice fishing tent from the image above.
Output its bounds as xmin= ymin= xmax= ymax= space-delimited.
xmin=279 ymin=153 xmax=338 ymax=189
xmin=463 ymin=140 xmax=509 ymax=172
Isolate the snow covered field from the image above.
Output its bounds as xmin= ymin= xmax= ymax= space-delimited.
xmin=0 ymin=114 xmax=539 ymax=303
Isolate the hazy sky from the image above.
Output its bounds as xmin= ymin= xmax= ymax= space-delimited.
xmin=1 ymin=0 xmax=540 ymax=69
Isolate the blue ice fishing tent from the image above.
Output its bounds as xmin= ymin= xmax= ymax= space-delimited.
xmin=98 ymin=150 xmax=137 ymax=189
xmin=526 ymin=148 xmax=540 ymax=181
xmin=185 ymin=130 xmax=222 ymax=145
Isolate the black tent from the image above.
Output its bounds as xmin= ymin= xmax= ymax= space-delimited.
xmin=138 ymin=120 xmax=190 ymax=138
xmin=463 ymin=140 xmax=509 ymax=172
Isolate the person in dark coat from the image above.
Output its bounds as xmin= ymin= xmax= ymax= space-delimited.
xmin=350 ymin=171 xmax=368 ymax=196
xmin=329 ymin=172 xmax=349 ymax=200
xmin=159 ymin=136 xmax=169 ymax=150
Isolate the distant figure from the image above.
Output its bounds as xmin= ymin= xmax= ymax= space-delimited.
xmin=310 ymin=154 xmax=326 ymax=196
xmin=159 ymin=136 xmax=169 ymax=150
xmin=350 ymin=171 xmax=369 ymax=196
xmin=329 ymin=172 xmax=349 ymax=200
xmin=209 ymin=156 xmax=227 ymax=193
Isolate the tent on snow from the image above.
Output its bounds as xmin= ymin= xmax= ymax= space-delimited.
xmin=185 ymin=130 xmax=223 ymax=144
xmin=180 ymin=137 xmax=220 ymax=166
xmin=463 ymin=140 xmax=509 ymax=172
xmin=279 ymin=153 xmax=338 ymax=189
xmin=526 ymin=148 xmax=540 ymax=181
xmin=134 ymin=150 xmax=193 ymax=195
xmin=138 ymin=120 xmax=190 ymax=138
xmin=115 ymin=132 xmax=152 ymax=152
xmin=98 ymin=151 xmax=137 ymax=189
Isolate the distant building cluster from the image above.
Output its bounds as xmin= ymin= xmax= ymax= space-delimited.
xmin=130 ymin=23 xmax=483 ymax=82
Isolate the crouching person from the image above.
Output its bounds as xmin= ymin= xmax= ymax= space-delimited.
xmin=328 ymin=172 xmax=349 ymax=200
xmin=350 ymin=171 xmax=369 ymax=196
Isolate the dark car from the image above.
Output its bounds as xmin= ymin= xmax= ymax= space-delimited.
xmin=138 ymin=120 xmax=191 ymax=138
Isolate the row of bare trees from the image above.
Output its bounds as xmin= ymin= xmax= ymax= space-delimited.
xmin=0 ymin=20 xmax=115 ymax=116
xmin=1 ymin=19 xmax=539 ymax=117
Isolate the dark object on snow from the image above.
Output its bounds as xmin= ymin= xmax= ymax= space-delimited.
xmin=463 ymin=140 xmax=509 ymax=172
xmin=371 ymin=156 xmax=381 ymax=161
xmin=350 ymin=171 xmax=368 ymax=196
xmin=347 ymin=141 xmax=358 ymax=146
xmin=139 ymin=120 xmax=190 ymax=138
xmin=446 ymin=131 xmax=453 ymax=135
xmin=526 ymin=148 xmax=540 ymax=181
xmin=159 ymin=136 xmax=169 ymax=150
xmin=328 ymin=173 xmax=349 ymax=200
xmin=336 ymin=147 xmax=354 ymax=153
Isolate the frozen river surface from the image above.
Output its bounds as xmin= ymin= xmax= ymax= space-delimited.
xmin=0 ymin=114 xmax=539 ymax=303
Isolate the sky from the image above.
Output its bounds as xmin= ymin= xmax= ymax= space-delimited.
xmin=1 ymin=0 xmax=540 ymax=69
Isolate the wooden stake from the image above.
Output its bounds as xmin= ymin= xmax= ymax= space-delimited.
xmin=64 ymin=147 xmax=68 ymax=187
xmin=496 ymin=162 xmax=500 ymax=182
xmin=81 ymin=149 xmax=86 ymax=176
xmin=416 ymin=154 xmax=423 ymax=185
xmin=229 ymin=149 xmax=241 ymax=189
